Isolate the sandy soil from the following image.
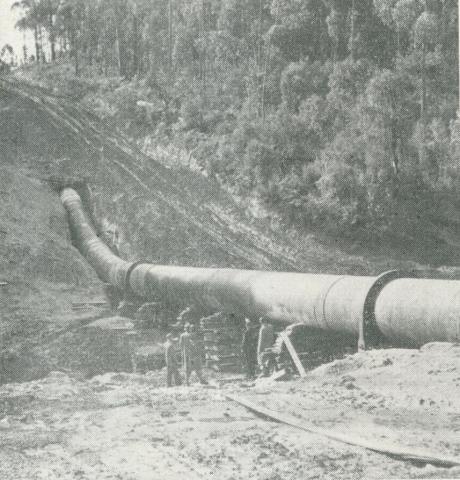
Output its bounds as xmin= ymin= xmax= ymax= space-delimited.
xmin=0 ymin=343 xmax=459 ymax=480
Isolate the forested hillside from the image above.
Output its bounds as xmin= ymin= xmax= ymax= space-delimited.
xmin=8 ymin=0 xmax=460 ymax=247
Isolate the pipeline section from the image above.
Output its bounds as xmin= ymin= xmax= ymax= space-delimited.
xmin=61 ymin=188 xmax=460 ymax=348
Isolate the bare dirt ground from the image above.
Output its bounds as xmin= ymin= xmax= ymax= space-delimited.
xmin=1 ymin=343 xmax=459 ymax=480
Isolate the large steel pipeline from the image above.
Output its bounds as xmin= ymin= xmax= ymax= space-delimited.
xmin=61 ymin=188 xmax=460 ymax=348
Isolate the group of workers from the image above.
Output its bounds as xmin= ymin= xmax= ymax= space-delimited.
xmin=163 ymin=323 xmax=208 ymax=387
xmin=163 ymin=315 xmax=276 ymax=387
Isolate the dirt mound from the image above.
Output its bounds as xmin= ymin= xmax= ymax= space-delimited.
xmin=310 ymin=344 xmax=460 ymax=412
xmin=231 ymin=345 xmax=460 ymax=478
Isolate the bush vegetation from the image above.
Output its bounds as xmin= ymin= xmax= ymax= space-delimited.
xmin=10 ymin=0 xmax=460 ymax=243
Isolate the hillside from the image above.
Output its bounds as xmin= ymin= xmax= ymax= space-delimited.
xmin=2 ymin=72 xmax=460 ymax=382
xmin=3 ymin=0 xmax=459 ymax=260
xmin=1 ymin=0 xmax=460 ymax=476
xmin=12 ymin=60 xmax=460 ymax=269
xmin=1 ymin=75 xmax=460 ymax=480
xmin=1 ymin=72 xmax=435 ymax=275
xmin=0 ymin=78 xmax=351 ymax=383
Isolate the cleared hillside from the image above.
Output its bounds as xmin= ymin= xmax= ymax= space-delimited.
xmin=0 ymin=75 xmax=458 ymax=382
xmin=1 ymin=75 xmax=431 ymax=272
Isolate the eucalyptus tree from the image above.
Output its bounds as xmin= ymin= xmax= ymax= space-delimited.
xmin=56 ymin=0 xmax=86 ymax=74
xmin=12 ymin=0 xmax=41 ymax=62
xmin=36 ymin=0 xmax=59 ymax=61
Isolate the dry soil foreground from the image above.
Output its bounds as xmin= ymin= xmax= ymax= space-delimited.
xmin=0 ymin=343 xmax=459 ymax=480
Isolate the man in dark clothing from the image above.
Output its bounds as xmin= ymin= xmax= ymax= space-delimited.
xmin=241 ymin=318 xmax=258 ymax=379
xmin=257 ymin=317 xmax=275 ymax=377
xmin=164 ymin=333 xmax=182 ymax=387
xmin=180 ymin=324 xmax=207 ymax=385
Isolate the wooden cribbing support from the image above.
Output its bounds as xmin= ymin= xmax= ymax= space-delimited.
xmin=279 ymin=331 xmax=307 ymax=378
xmin=226 ymin=394 xmax=460 ymax=468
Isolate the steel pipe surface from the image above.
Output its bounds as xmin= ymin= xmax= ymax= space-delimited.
xmin=61 ymin=188 xmax=460 ymax=347
xmin=61 ymin=188 xmax=133 ymax=287
xmin=375 ymin=278 xmax=460 ymax=346
xmin=129 ymin=264 xmax=374 ymax=334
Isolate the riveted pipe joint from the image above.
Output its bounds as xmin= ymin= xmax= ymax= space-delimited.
xmin=359 ymin=270 xmax=405 ymax=351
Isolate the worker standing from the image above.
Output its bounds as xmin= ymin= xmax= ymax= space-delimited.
xmin=257 ymin=317 xmax=275 ymax=376
xmin=164 ymin=333 xmax=182 ymax=387
xmin=180 ymin=323 xmax=207 ymax=385
xmin=179 ymin=323 xmax=191 ymax=378
xmin=241 ymin=318 xmax=258 ymax=379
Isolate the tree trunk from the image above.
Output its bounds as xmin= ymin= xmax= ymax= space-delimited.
xmin=350 ymin=0 xmax=356 ymax=60
xmin=258 ymin=0 xmax=263 ymax=68
xmin=201 ymin=0 xmax=207 ymax=94
xmin=168 ymin=0 xmax=173 ymax=76
xmin=39 ymin=26 xmax=45 ymax=63
xmin=421 ymin=43 xmax=427 ymax=128
xmin=390 ymin=119 xmax=400 ymax=176
xmin=115 ymin=24 xmax=122 ymax=76
xmin=320 ymin=12 xmax=329 ymax=61
xmin=49 ymin=14 xmax=56 ymax=61
xmin=74 ymin=36 xmax=80 ymax=76
xmin=261 ymin=40 xmax=270 ymax=123
xmin=114 ymin=2 xmax=126 ymax=77
xmin=22 ymin=31 xmax=28 ymax=64
xmin=260 ymin=0 xmax=278 ymax=123
xmin=74 ymin=44 xmax=79 ymax=76
xmin=34 ymin=25 xmax=40 ymax=63
xmin=420 ymin=42 xmax=427 ymax=162
xmin=98 ymin=41 xmax=104 ymax=75
xmin=132 ymin=12 xmax=140 ymax=77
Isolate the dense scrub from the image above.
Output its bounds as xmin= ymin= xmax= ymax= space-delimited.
xmin=8 ymin=0 xmax=460 ymax=246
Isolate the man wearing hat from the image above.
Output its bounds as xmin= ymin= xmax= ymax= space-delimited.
xmin=164 ymin=333 xmax=182 ymax=387
xmin=179 ymin=323 xmax=207 ymax=385
xmin=241 ymin=318 xmax=259 ymax=379
xmin=257 ymin=317 xmax=275 ymax=376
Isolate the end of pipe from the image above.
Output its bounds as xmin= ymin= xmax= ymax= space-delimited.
xmin=60 ymin=187 xmax=81 ymax=205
